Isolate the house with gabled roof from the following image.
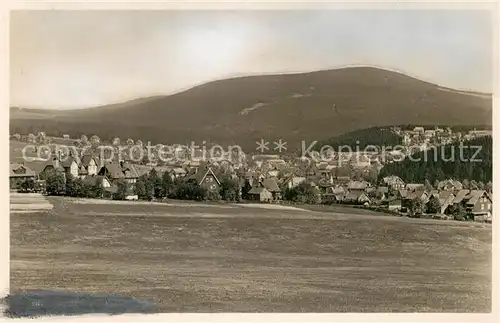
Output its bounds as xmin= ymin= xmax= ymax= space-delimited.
xmin=261 ymin=178 xmax=281 ymax=200
xmin=185 ymin=163 xmax=221 ymax=194
xmin=81 ymin=154 xmax=100 ymax=176
xmin=343 ymin=190 xmax=371 ymax=205
xmin=452 ymin=189 xmax=470 ymax=205
xmin=10 ymin=162 xmax=37 ymax=189
xmin=98 ymin=161 xmax=139 ymax=185
xmin=436 ymin=191 xmax=456 ymax=214
xmin=464 ymin=190 xmax=492 ymax=219
xmin=381 ymin=175 xmax=405 ymax=190
xmin=438 ymin=179 xmax=463 ymax=192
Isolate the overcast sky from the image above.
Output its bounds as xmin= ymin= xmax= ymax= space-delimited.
xmin=11 ymin=10 xmax=493 ymax=109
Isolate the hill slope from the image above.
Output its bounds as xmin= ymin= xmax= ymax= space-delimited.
xmin=10 ymin=67 xmax=492 ymax=151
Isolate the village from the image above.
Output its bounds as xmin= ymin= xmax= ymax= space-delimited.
xmin=9 ymin=126 xmax=493 ymax=223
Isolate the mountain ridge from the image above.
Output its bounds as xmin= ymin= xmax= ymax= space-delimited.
xmin=10 ymin=66 xmax=492 ymax=150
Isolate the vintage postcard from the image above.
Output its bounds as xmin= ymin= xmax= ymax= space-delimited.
xmin=1 ymin=0 xmax=497 ymax=321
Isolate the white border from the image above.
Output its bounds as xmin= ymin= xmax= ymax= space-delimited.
xmin=1 ymin=1 xmax=498 ymax=322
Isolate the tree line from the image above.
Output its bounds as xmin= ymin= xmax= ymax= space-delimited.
xmin=378 ymin=136 xmax=492 ymax=184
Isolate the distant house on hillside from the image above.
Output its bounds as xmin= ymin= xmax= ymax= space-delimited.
xmin=413 ymin=126 xmax=425 ymax=134
xmin=382 ymin=175 xmax=405 ymax=191
xmin=438 ymin=179 xmax=463 ymax=192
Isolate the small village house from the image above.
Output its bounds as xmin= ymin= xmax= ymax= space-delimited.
xmin=261 ymin=178 xmax=281 ymax=200
xmin=464 ymin=190 xmax=492 ymax=221
xmin=247 ymin=186 xmax=273 ymax=202
xmin=343 ymin=190 xmax=371 ymax=205
xmin=185 ymin=163 xmax=221 ymax=194
xmin=381 ymin=175 xmax=405 ymax=191
xmin=9 ymin=163 xmax=37 ymax=189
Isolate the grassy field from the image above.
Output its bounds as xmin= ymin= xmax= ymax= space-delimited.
xmin=10 ymin=197 xmax=492 ymax=313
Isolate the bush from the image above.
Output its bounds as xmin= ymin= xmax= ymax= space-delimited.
xmin=19 ymin=178 xmax=36 ymax=193
xmin=45 ymin=171 xmax=66 ymax=196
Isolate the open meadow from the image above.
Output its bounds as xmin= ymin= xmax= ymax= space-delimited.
xmin=10 ymin=197 xmax=492 ymax=313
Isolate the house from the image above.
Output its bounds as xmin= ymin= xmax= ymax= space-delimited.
xmin=98 ymin=161 xmax=139 ymax=185
xmin=247 ymin=186 xmax=273 ymax=202
xmin=63 ymin=134 xmax=70 ymax=140
xmin=428 ymin=191 xmax=456 ymax=214
xmin=347 ymin=180 xmax=370 ymax=191
xmin=438 ymin=191 xmax=456 ymax=214
xmin=60 ymin=156 xmax=80 ymax=179
xmin=438 ymin=179 xmax=463 ymax=192
xmin=397 ymin=189 xmax=409 ymax=199
xmin=81 ymin=175 xmax=114 ymax=197
xmin=10 ymin=163 xmax=37 ymax=189
xmin=185 ymin=164 xmax=221 ymax=194
xmin=413 ymin=126 xmax=425 ymax=134
xmin=39 ymin=157 xmax=66 ymax=179
xmin=375 ymin=186 xmax=389 ymax=201
xmin=388 ymin=199 xmax=402 ymax=211
xmin=382 ymin=175 xmax=405 ymax=190
xmin=402 ymin=189 xmax=429 ymax=209
xmin=343 ymin=190 xmax=371 ymax=205
xmin=452 ymin=189 xmax=470 ymax=205
xmin=262 ymin=178 xmax=281 ymax=200
xmin=464 ymin=190 xmax=492 ymax=220
xmin=81 ymin=154 xmax=100 ymax=176
xmin=322 ymin=185 xmax=345 ymax=204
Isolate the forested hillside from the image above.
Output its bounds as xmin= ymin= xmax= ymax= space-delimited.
xmin=378 ymin=136 xmax=492 ymax=183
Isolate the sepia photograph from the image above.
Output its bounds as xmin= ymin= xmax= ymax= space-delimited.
xmin=1 ymin=2 xmax=496 ymax=319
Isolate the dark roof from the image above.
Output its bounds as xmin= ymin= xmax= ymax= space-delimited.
xmin=248 ymin=186 xmax=269 ymax=195
xmin=82 ymin=175 xmax=106 ymax=186
xmin=453 ymin=189 xmax=470 ymax=204
xmin=10 ymin=163 xmax=36 ymax=177
xmin=81 ymin=154 xmax=97 ymax=167
xmin=60 ymin=156 xmax=78 ymax=168
xmin=103 ymin=163 xmax=125 ymax=179
xmin=262 ymin=178 xmax=280 ymax=192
